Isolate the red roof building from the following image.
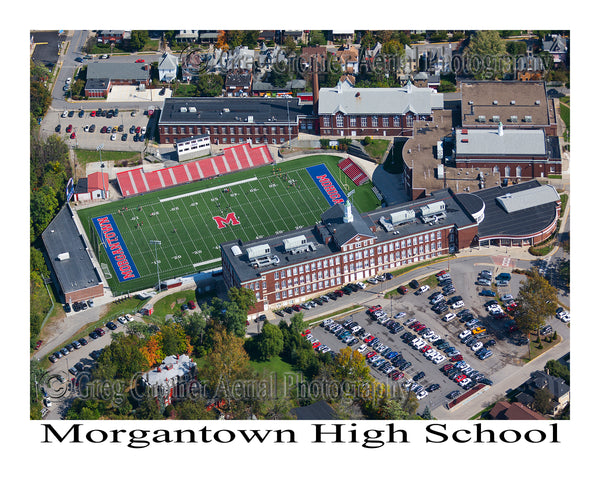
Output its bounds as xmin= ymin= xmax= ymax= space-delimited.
xmin=73 ymin=171 xmax=110 ymax=202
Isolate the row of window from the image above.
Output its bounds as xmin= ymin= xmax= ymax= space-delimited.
xmin=322 ymin=114 xmax=415 ymax=128
xmin=164 ymin=137 xmax=286 ymax=145
xmin=162 ymin=125 xmax=294 ymax=135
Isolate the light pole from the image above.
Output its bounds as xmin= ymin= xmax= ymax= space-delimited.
xmin=97 ymin=144 xmax=105 ymax=199
xmin=286 ymin=100 xmax=292 ymax=149
xmin=149 ymin=240 xmax=162 ymax=292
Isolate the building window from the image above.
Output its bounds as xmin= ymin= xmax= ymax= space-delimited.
xmin=382 ymin=117 xmax=389 ymax=127
xmin=371 ymin=116 xmax=378 ymax=127
xmin=406 ymin=115 xmax=413 ymax=127
xmin=323 ymin=117 xmax=330 ymax=127
xmin=393 ymin=115 xmax=400 ymax=127
xmin=336 ymin=114 xmax=344 ymax=128
xmin=349 ymin=116 xmax=357 ymax=127
xmin=361 ymin=117 xmax=367 ymax=127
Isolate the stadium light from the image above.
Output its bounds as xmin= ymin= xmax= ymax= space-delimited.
xmin=149 ymin=240 xmax=162 ymax=293
xmin=97 ymin=144 xmax=105 ymax=199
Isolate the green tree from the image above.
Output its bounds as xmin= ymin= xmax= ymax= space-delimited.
xmin=514 ymin=270 xmax=558 ymax=335
xmin=243 ymin=31 xmax=260 ymax=48
xmin=332 ymin=347 xmax=371 ymax=383
xmin=30 ymin=81 xmax=52 ymax=119
xmin=270 ymin=61 xmax=293 ymax=88
xmin=30 ymin=247 xmax=49 ymax=277
xmin=464 ymin=30 xmax=509 ymax=79
xmin=228 ymin=286 xmax=256 ymax=313
xmin=180 ymin=311 xmax=207 ymax=354
xmin=545 ymin=359 xmax=570 ymax=384
xmin=195 ymin=73 xmax=224 ymax=97
xmin=255 ymin=321 xmax=284 ymax=361
xmin=533 ymin=388 xmax=553 ymax=415
xmin=360 ymin=31 xmax=376 ymax=50
xmin=309 ymin=30 xmax=327 ymax=47
xmin=30 ymin=185 xmax=59 ymax=241
xmin=205 ymin=297 xmax=247 ymax=337
xmin=94 ymin=332 xmax=150 ymax=380
xmin=129 ymin=30 xmax=149 ymax=51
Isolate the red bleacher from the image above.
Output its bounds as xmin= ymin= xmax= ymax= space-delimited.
xmin=116 ymin=143 xmax=274 ymax=197
xmin=338 ymin=157 xmax=369 ymax=186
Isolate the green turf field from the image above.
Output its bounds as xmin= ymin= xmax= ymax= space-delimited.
xmin=77 ymin=155 xmax=380 ymax=294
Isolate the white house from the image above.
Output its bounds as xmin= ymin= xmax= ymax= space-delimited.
xmin=158 ymin=53 xmax=179 ymax=82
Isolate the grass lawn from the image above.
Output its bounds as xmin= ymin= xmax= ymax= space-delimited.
xmin=74 ymin=148 xmax=141 ymax=166
xmin=250 ymin=356 xmax=298 ymax=393
xmin=524 ymin=335 xmax=562 ymax=362
xmin=364 ymin=139 xmax=391 ymax=162
xmin=77 ymin=154 xmax=380 ymax=294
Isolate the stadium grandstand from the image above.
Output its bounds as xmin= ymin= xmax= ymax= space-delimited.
xmin=116 ymin=142 xmax=274 ymax=197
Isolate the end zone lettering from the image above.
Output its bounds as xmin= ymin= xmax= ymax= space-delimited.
xmin=92 ymin=214 xmax=140 ymax=282
xmin=305 ymin=164 xmax=348 ymax=207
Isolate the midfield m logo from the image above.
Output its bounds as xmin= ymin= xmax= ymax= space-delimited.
xmin=213 ymin=212 xmax=241 ymax=229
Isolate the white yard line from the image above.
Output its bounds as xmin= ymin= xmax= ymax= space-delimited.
xmin=158 ymin=177 xmax=258 ymax=203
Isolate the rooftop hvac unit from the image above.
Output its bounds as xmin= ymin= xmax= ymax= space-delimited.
xmin=436 ymin=164 xmax=444 ymax=179
xmin=390 ymin=209 xmax=415 ymax=225
xmin=247 ymin=115 xmax=254 ymax=123
xmin=524 ymin=115 xmax=533 ymax=122
xmin=231 ymin=245 xmax=242 ymax=256
xmin=492 ymin=115 xmax=500 ymax=123
xmin=510 ymin=100 xmax=516 ymax=105
xmin=283 ymin=235 xmax=307 ymax=252
xmin=247 ymin=244 xmax=271 ymax=261
xmin=189 ymin=107 xmax=197 ymax=113
xmin=57 ymin=252 xmax=70 ymax=261
xmin=420 ymin=201 xmax=446 ymax=217
xmin=436 ymin=140 xmax=443 ymax=159
xmin=180 ymin=107 xmax=188 ymax=113
xmin=510 ymin=115 xmax=518 ymax=122
xmin=477 ymin=115 xmax=486 ymax=122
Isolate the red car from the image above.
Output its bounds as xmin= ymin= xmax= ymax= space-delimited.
xmin=90 ymin=111 xmax=96 ymax=117
xmin=70 ymin=132 xmax=76 ymax=139
xmin=441 ymin=364 xmax=453 ymax=372
xmin=364 ymin=335 xmax=375 ymax=343
xmin=188 ymin=300 xmax=196 ymax=309
xmin=312 ymin=342 xmax=321 ymax=349
xmin=135 ymin=58 xmax=145 ymax=63
xmin=420 ymin=345 xmax=432 ymax=353
xmin=35 ymin=340 xmax=42 ymax=350
xmin=436 ymin=270 xmax=447 ymax=277
xmin=366 ymin=351 xmax=377 ymax=359
xmin=367 ymin=305 xmax=382 ymax=314
xmin=292 ymin=305 xmax=301 ymax=312
xmin=135 ymin=126 xmax=141 ymax=133
xmin=451 ymin=355 xmax=463 ymax=362
xmin=66 ymin=124 xmax=72 ymax=133
xmin=301 ymin=329 xmax=311 ymax=337
xmin=455 ymin=374 xmax=467 ymax=383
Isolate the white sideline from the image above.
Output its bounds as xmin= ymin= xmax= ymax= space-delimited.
xmin=158 ymin=176 xmax=258 ymax=203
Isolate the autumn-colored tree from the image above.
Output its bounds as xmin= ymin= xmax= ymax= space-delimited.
xmin=514 ymin=269 xmax=558 ymax=336
xmin=161 ymin=322 xmax=193 ymax=357
xmin=332 ymin=347 xmax=371 ymax=383
xmin=201 ymin=325 xmax=251 ymax=394
xmin=140 ymin=332 xmax=164 ymax=367
xmin=216 ymin=30 xmax=228 ymax=51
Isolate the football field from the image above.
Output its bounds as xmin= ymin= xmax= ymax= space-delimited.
xmin=77 ymin=155 xmax=380 ymax=294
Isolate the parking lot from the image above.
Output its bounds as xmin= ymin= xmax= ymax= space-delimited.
xmin=51 ymin=106 xmax=155 ymax=151
xmin=295 ymin=260 xmax=568 ymax=411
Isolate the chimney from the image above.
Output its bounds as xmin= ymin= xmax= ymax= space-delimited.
xmin=312 ymin=56 xmax=319 ymax=116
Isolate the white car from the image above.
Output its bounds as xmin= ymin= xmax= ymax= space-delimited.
xmin=418 ymin=285 xmax=430 ymax=294
xmin=305 ymin=333 xmax=313 ymax=341
xmin=500 ymin=294 xmax=514 ymax=303
xmin=357 ymin=344 xmax=368 ymax=354
xmin=443 ymin=312 xmax=457 ymax=322
xmin=356 ymin=282 xmax=367 ymax=289
xmin=394 ymin=311 xmax=407 ymax=319
xmin=433 ymin=354 xmax=446 ymax=365
xmin=111 ymin=133 xmax=117 ymax=141
xmin=425 ymin=349 xmax=438 ymax=358
xmin=560 ymin=312 xmax=570 ymax=323
xmin=83 ymin=125 xmax=90 ymax=132
xmin=61 ymin=110 xmax=68 ymax=118
xmin=322 ymin=318 xmax=333 ymax=327
xmin=452 ymin=300 xmax=465 ymax=309
xmin=459 ymin=378 xmax=472 ymax=387
xmin=429 ymin=334 xmax=441 ymax=342
xmin=367 ymin=278 xmax=378 ymax=284
xmin=416 ymin=390 xmax=428 ymax=400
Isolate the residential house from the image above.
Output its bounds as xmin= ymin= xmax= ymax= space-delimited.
xmin=515 ymin=370 xmax=570 ymax=416
xmin=225 ymin=69 xmax=253 ymax=96
xmin=330 ymin=31 xmax=355 ymax=44
xmin=282 ymin=30 xmax=307 ymax=44
xmin=487 ymin=401 xmax=546 ymax=420
xmin=198 ymin=30 xmax=220 ymax=44
xmin=84 ymin=62 xmax=151 ymax=97
xmin=175 ymin=30 xmax=199 ymax=43
xmin=542 ymin=34 xmax=568 ymax=66
xmin=96 ymin=30 xmax=130 ymax=44
xmin=335 ymin=44 xmax=359 ymax=74
xmin=158 ymin=52 xmax=178 ymax=83
xmin=141 ymin=355 xmax=197 ymax=408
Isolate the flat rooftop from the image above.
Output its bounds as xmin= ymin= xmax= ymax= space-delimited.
xmin=456 ymin=128 xmax=547 ymax=156
xmin=402 ymin=111 xmax=502 ymax=194
xmin=86 ymin=62 xmax=150 ymax=82
xmin=460 ymin=80 xmax=554 ymax=128
xmin=42 ymin=205 xmax=103 ymax=297
xmin=159 ymin=97 xmax=313 ymax=125
xmin=471 ymin=180 xmax=559 ymax=238
xmin=222 ymin=188 xmax=477 ymax=283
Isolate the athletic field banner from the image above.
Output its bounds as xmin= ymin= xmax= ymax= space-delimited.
xmin=306 ymin=164 xmax=348 ymax=206
xmin=92 ymin=214 xmax=140 ymax=282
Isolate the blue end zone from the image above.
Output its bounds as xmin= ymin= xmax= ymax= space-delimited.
xmin=92 ymin=214 xmax=140 ymax=282
xmin=306 ymin=164 xmax=347 ymax=206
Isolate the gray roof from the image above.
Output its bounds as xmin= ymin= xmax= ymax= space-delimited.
xmin=318 ymin=81 xmax=444 ymax=116
xmin=252 ymin=78 xmax=306 ymax=92
xmin=472 ymin=180 xmax=559 ymax=238
xmin=456 ymin=128 xmax=547 ymax=156
xmin=142 ymin=355 xmax=196 ymax=387
xmin=221 ymin=188 xmax=477 ymax=283
xmin=159 ymin=53 xmax=178 ymax=70
xmin=42 ymin=205 xmax=103 ymax=297
xmin=86 ymin=62 xmax=150 ymax=82
xmin=529 ymin=370 xmax=569 ymax=398
xmin=158 ymin=97 xmax=312 ymax=125
xmin=321 ymin=202 xmax=375 ymax=246
xmin=495 ymin=184 xmax=560 ymax=213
